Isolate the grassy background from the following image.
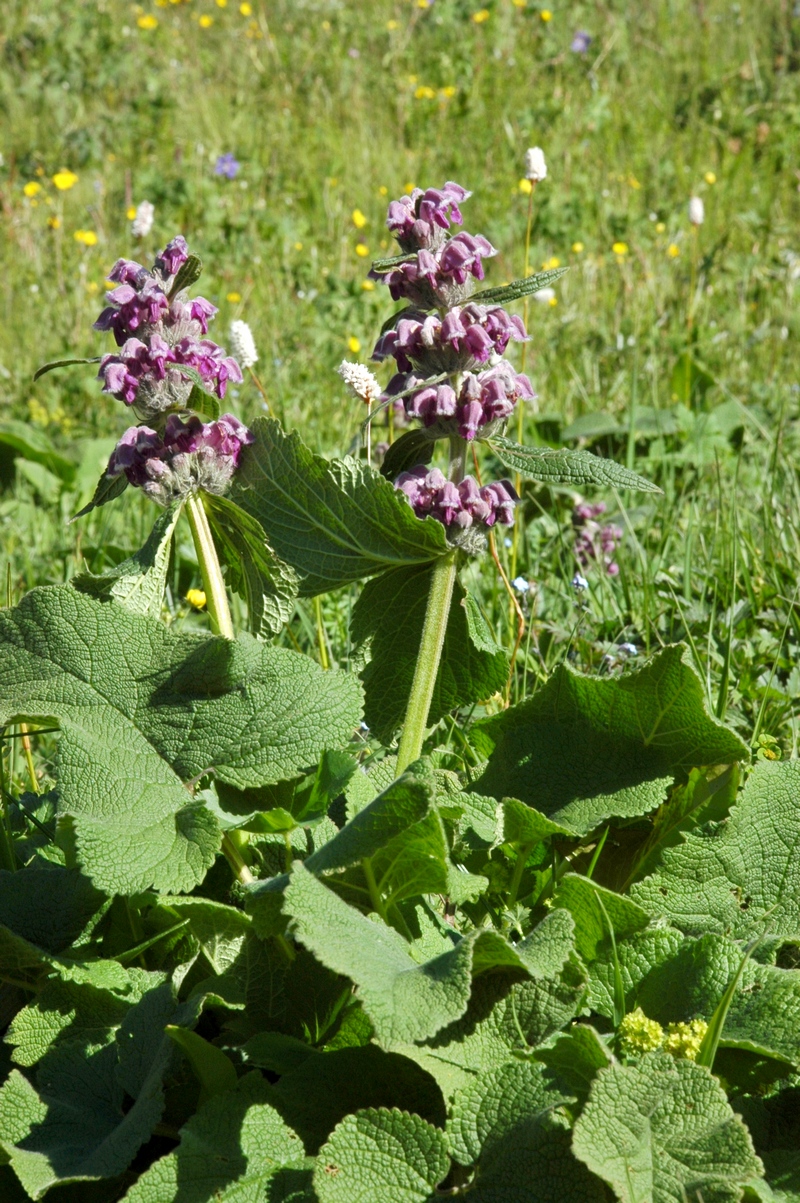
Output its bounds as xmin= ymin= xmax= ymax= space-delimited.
xmin=1 ymin=0 xmax=799 ymax=749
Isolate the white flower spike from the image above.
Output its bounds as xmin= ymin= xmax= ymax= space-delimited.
xmin=131 ymin=200 xmax=154 ymax=238
xmin=524 ymin=147 xmax=547 ymax=182
xmin=688 ymin=196 xmax=705 ymax=226
xmin=229 ymin=320 xmax=259 ymax=369
xmin=337 ymin=360 xmax=381 ymax=405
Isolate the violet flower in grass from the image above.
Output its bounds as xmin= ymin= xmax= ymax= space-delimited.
xmin=386 ymin=182 xmax=471 ymax=251
xmin=214 ymin=153 xmax=240 ymax=180
xmin=107 ymin=413 xmax=254 ymax=507
xmin=572 ymin=501 xmax=623 ymax=575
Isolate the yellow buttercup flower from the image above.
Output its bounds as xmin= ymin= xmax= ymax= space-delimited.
xmin=199 ymin=14 xmax=214 ymax=26
xmin=415 ymin=85 xmax=436 ymax=99
xmin=571 ymin=241 xmax=584 ymax=253
xmin=347 ymin=336 xmax=361 ymax=354
xmin=48 ymin=216 xmax=61 ymax=229
xmin=240 ymin=2 xmax=252 ymax=13
xmin=512 ymin=0 xmax=526 ymax=7
xmin=612 ymin=241 xmax=628 ymax=256
xmin=294 ymin=241 xmax=304 ymax=251
xmin=655 ymin=221 xmax=666 ymax=233
xmin=186 ymin=589 xmax=207 ymax=610
xmin=386 ymin=19 xmax=399 ymax=29
xmin=352 ymin=208 xmax=367 ymax=229
xmin=74 ymin=230 xmax=98 ymax=246
xmin=321 ymin=19 xmax=331 ymax=29
xmin=23 ymin=181 xmax=41 ymax=198
xmin=404 ymin=181 xmax=416 ymax=194
xmin=704 ymin=171 xmax=717 ymax=185
xmin=518 ymin=178 xmax=533 ymax=195
xmin=226 ymin=291 xmax=242 ymax=303
xmin=548 ymin=296 xmax=558 ymax=307
xmin=355 ymin=243 xmax=370 ymax=257
xmin=361 ymin=279 xmax=376 ymax=291
xmin=52 ymin=170 xmax=78 ymax=191
xmin=540 ymin=9 xmax=552 ymax=20
xmin=126 ymin=206 xmax=137 ymax=220
xmin=440 ymin=85 xmax=457 ymax=98
xmin=137 ymin=14 xmax=159 ymax=29
xmin=472 ymin=9 xmax=490 ymax=22
xmin=378 ymin=185 xmax=388 ymax=196
xmin=667 ymin=243 xmax=680 ymax=258
xmin=216 ymin=0 xmax=228 ymax=6
xmin=542 ymin=256 xmax=560 ymax=270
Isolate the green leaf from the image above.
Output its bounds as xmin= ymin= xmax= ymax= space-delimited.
xmin=447 ymin=1060 xmax=603 ymax=1202
xmin=632 ymin=760 xmax=800 ymax=939
xmin=534 ymin=1025 xmax=612 ymax=1112
xmin=32 ymin=357 xmax=102 ymax=383
xmin=158 ymin=897 xmax=251 ymax=975
xmin=572 ymin=1052 xmax=763 ymax=1203
xmin=501 ymin=797 xmax=578 ymax=847
xmin=670 ymin=352 xmax=716 ymax=406
xmin=121 ymin=1072 xmax=308 ymax=1203
xmin=269 ymin=1045 xmax=445 ymax=1153
xmin=72 ymin=502 xmax=183 ymax=618
xmin=229 ymin=418 xmax=448 ymax=596
xmin=0 ymin=419 xmax=76 ymax=482
xmin=473 ymin=645 xmax=748 ymax=835
xmin=313 ymin=1108 xmax=449 ymax=1203
xmin=185 ymin=382 xmax=220 ymax=420
xmin=204 ymin=493 xmax=299 ymax=638
xmin=281 ymin=864 xmax=573 ymax=1047
xmin=552 ymin=875 xmax=652 ymax=963
xmin=488 ymin=438 xmax=661 ymax=493
xmin=0 ymin=586 xmax=361 ymax=893
xmin=168 ymin=252 xmax=203 ymax=296
xmin=166 ymin=1025 xmax=237 ymax=1101
xmin=0 ymin=866 xmax=105 ymax=954
xmin=586 ymin=927 xmax=685 ymax=1019
xmin=70 ymin=471 xmax=128 ymax=522
xmin=380 ymin=428 xmax=437 ymax=480
xmin=469 ymin=266 xmax=569 ymax=306
xmin=352 ymin=565 xmax=507 ymax=744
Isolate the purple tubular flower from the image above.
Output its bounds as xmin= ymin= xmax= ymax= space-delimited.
xmin=386 ymin=181 xmax=471 ymax=251
xmin=107 ymin=413 xmax=254 ymax=505
xmin=438 ymin=232 xmax=496 ymax=284
xmin=108 ymin=258 xmax=148 ymax=286
xmin=395 ymin=465 xmax=518 ymax=540
xmin=572 ymin=502 xmax=623 ymax=574
xmin=154 ymin=235 xmax=189 ymax=278
xmin=376 ymin=233 xmax=498 ymax=306
xmin=373 ymin=304 xmax=527 ymax=375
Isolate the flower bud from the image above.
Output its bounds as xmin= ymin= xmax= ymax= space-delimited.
xmin=337 ymin=360 xmax=381 ymax=405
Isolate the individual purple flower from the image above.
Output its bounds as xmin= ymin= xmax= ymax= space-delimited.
xmin=387 ymin=362 xmax=534 ymax=441
xmin=395 ymin=465 xmax=517 ymax=549
xmin=154 ymin=235 xmax=189 ymax=278
xmin=386 ymin=182 xmax=471 ymax=251
xmin=571 ymin=30 xmax=592 ymax=53
xmin=107 ymin=413 xmax=253 ymax=506
xmin=214 ymin=153 xmax=240 ymax=180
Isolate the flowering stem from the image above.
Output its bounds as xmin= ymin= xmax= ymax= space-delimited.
xmin=509 ymin=183 xmax=536 ymax=590
xmin=185 ymin=492 xmax=235 ymax=641
xmin=396 ymin=550 xmax=458 ymax=774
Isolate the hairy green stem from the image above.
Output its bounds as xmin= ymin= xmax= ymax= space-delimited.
xmin=395 ymin=550 xmax=458 ymax=773
xmin=362 ymin=856 xmax=387 ymax=920
xmin=222 ymin=831 xmax=254 ymax=886
xmin=507 ymin=841 xmax=534 ymax=908
xmin=185 ymin=492 xmax=235 ymax=640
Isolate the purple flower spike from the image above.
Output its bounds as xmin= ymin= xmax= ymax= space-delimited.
xmin=571 ymin=30 xmax=592 ymax=53
xmin=396 ymin=465 xmax=517 ymax=547
xmin=214 ymin=153 xmax=240 ymax=180
xmin=386 ymin=181 xmax=472 ymax=252
xmin=572 ymin=502 xmax=623 ymax=574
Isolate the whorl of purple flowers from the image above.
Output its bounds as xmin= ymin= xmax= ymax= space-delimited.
xmin=95 ymin=236 xmax=243 ymax=422
xmin=396 ymin=467 xmax=517 ymax=541
xmin=107 ymin=413 xmax=254 ymax=507
xmin=572 ymin=502 xmax=623 ymax=576
xmin=385 ymin=361 xmax=534 ymax=443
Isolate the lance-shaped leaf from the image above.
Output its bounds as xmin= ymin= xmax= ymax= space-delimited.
xmin=488 ymin=437 xmax=661 ymax=493
xmin=168 ymin=252 xmax=203 ymax=297
xmin=447 ymin=1060 xmax=603 ymax=1202
xmin=314 ymin=1108 xmax=450 ymax=1203
xmin=469 ymin=265 xmax=568 ymax=306
xmin=282 ymin=864 xmax=573 ymax=1047
xmin=121 ymin=1072 xmax=309 ymax=1203
xmin=0 ymin=586 xmax=361 ymax=893
xmin=352 ymin=564 xmax=507 ymax=744
xmin=70 ymin=470 xmax=128 ymax=522
xmin=203 ymin=493 xmax=299 ymax=638
xmin=229 ymin=418 xmax=448 ymax=595
xmin=184 ymin=382 xmax=220 ymax=421
xmin=472 ymin=645 xmax=748 ymax=835
xmin=72 ymin=502 xmax=183 ymax=619
xmin=572 ymin=1053 xmax=764 ymax=1203
xmin=32 ymin=356 xmax=102 ymax=383
xmin=632 ymin=760 xmax=800 ymax=940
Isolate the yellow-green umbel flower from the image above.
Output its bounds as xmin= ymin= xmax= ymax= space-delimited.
xmin=664 ymin=1019 xmax=708 ymax=1061
xmin=617 ymin=1007 xmax=665 ymax=1058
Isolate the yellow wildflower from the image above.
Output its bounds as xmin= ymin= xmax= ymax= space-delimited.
xmin=85 ymin=281 xmax=99 ymax=294
xmin=186 ymin=589 xmax=207 ymax=610
xmin=548 ymin=296 xmax=557 ymax=307
xmin=415 ymin=85 xmax=436 ymax=99
xmin=352 ymin=208 xmax=367 ymax=229
xmin=361 ymin=279 xmax=376 ymax=291
xmin=137 ymin=14 xmax=159 ymax=29
xmin=407 ymin=75 xmax=418 ymax=85
xmin=542 ymin=255 xmax=560 ymax=270
xmin=518 ymin=178 xmax=533 ymax=195
xmin=126 ymin=206 xmax=137 ymax=220
xmin=386 ymin=19 xmax=399 ymax=30
xmin=378 ymin=185 xmax=388 ymax=196
xmin=199 ymin=14 xmax=213 ymax=26
xmin=664 ymin=1019 xmax=707 ymax=1061
xmin=216 ymin=0 xmax=228 ymax=5
xmin=655 ymin=221 xmax=666 ymax=233
xmin=52 ymin=170 xmax=78 ymax=191
xmin=404 ymin=182 xmax=416 ymax=193
xmin=618 ymin=1008 xmax=665 ymax=1058
xmin=572 ymin=241 xmax=584 ymax=253
xmin=612 ymin=241 xmax=628 ymax=256
xmin=540 ymin=8 xmax=552 ymax=20
xmin=74 ymin=230 xmax=98 ymax=246
xmin=628 ymin=175 xmax=641 ymax=189
xmin=704 ymin=171 xmax=717 ymax=185
xmin=667 ymin=243 xmax=680 ymax=258
xmin=28 ymin=398 xmax=51 ymax=426
xmin=472 ymin=8 xmax=490 ymax=22
xmin=355 ymin=243 xmax=369 ymax=257
xmin=347 ymin=336 xmax=361 ymax=354
xmin=294 ymin=241 xmax=304 ymax=250
xmin=512 ymin=0 xmax=526 ymax=7
xmin=226 ymin=291 xmax=242 ymax=303
xmin=48 ymin=216 xmax=61 ymax=229
xmin=23 ymin=181 xmax=41 ymax=198
xmin=240 ymin=2 xmax=252 ymax=13
xmin=440 ymin=85 xmax=457 ymax=98
xmin=321 ymin=19 xmax=331 ymax=29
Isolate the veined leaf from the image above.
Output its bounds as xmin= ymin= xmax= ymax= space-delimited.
xmin=314 ymin=1108 xmax=449 ymax=1203
xmin=352 ymin=564 xmax=507 ymax=744
xmin=552 ymin=875 xmax=652 ymax=963
xmin=72 ymin=501 xmax=183 ymax=618
xmin=168 ymin=252 xmax=203 ymax=297
xmin=203 ymin=492 xmax=299 ymax=638
xmin=230 ymin=418 xmax=448 ymax=596
xmin=379 ymin=428 xmax=437 ymax=480
xmin=534 ymin=1025 xmax=612 ymax=1113
xmin=572 ymin=1052 xmax=764 ymax=1203
xmin=70 ymin=470 xmax=128 ymax=522
xmin=32 ymin=357 xmax=102 ymax=383
xmin=0 ymin=586 xmax=361 ymax=893
xmin=472 ymin=645 xmax=748 ymax=835
xmin=488 ymin=437 xmax=661 ymax=493
xmin=469 ymin=266 xmax=569 ymax=306
xmin=184 ymin=382 xmax=220 ymax=420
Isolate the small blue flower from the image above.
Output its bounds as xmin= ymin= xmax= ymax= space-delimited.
xmin=618 ymin=642 xmax=638 ymax=657
xmin=571 ymin=30 xmax=592 ymax=53
xmin=512 ymin=576 xmax=530 ymax=594
xmin=572 ymin=572 xmax=589 ymax=591
xmin=214 ymin=153 xmax=240 ymax=180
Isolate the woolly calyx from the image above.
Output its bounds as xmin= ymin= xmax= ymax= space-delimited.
xmin=107 ymin=413 xmax=254 ymax=506
xmin=372 ymin=232 xmax=498 ymax=308
xmin=395 ymin=465 xmax=517 ymax=551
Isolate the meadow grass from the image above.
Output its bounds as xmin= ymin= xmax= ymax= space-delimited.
xmin=1 ymin=0 xmax=799 ymax=751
